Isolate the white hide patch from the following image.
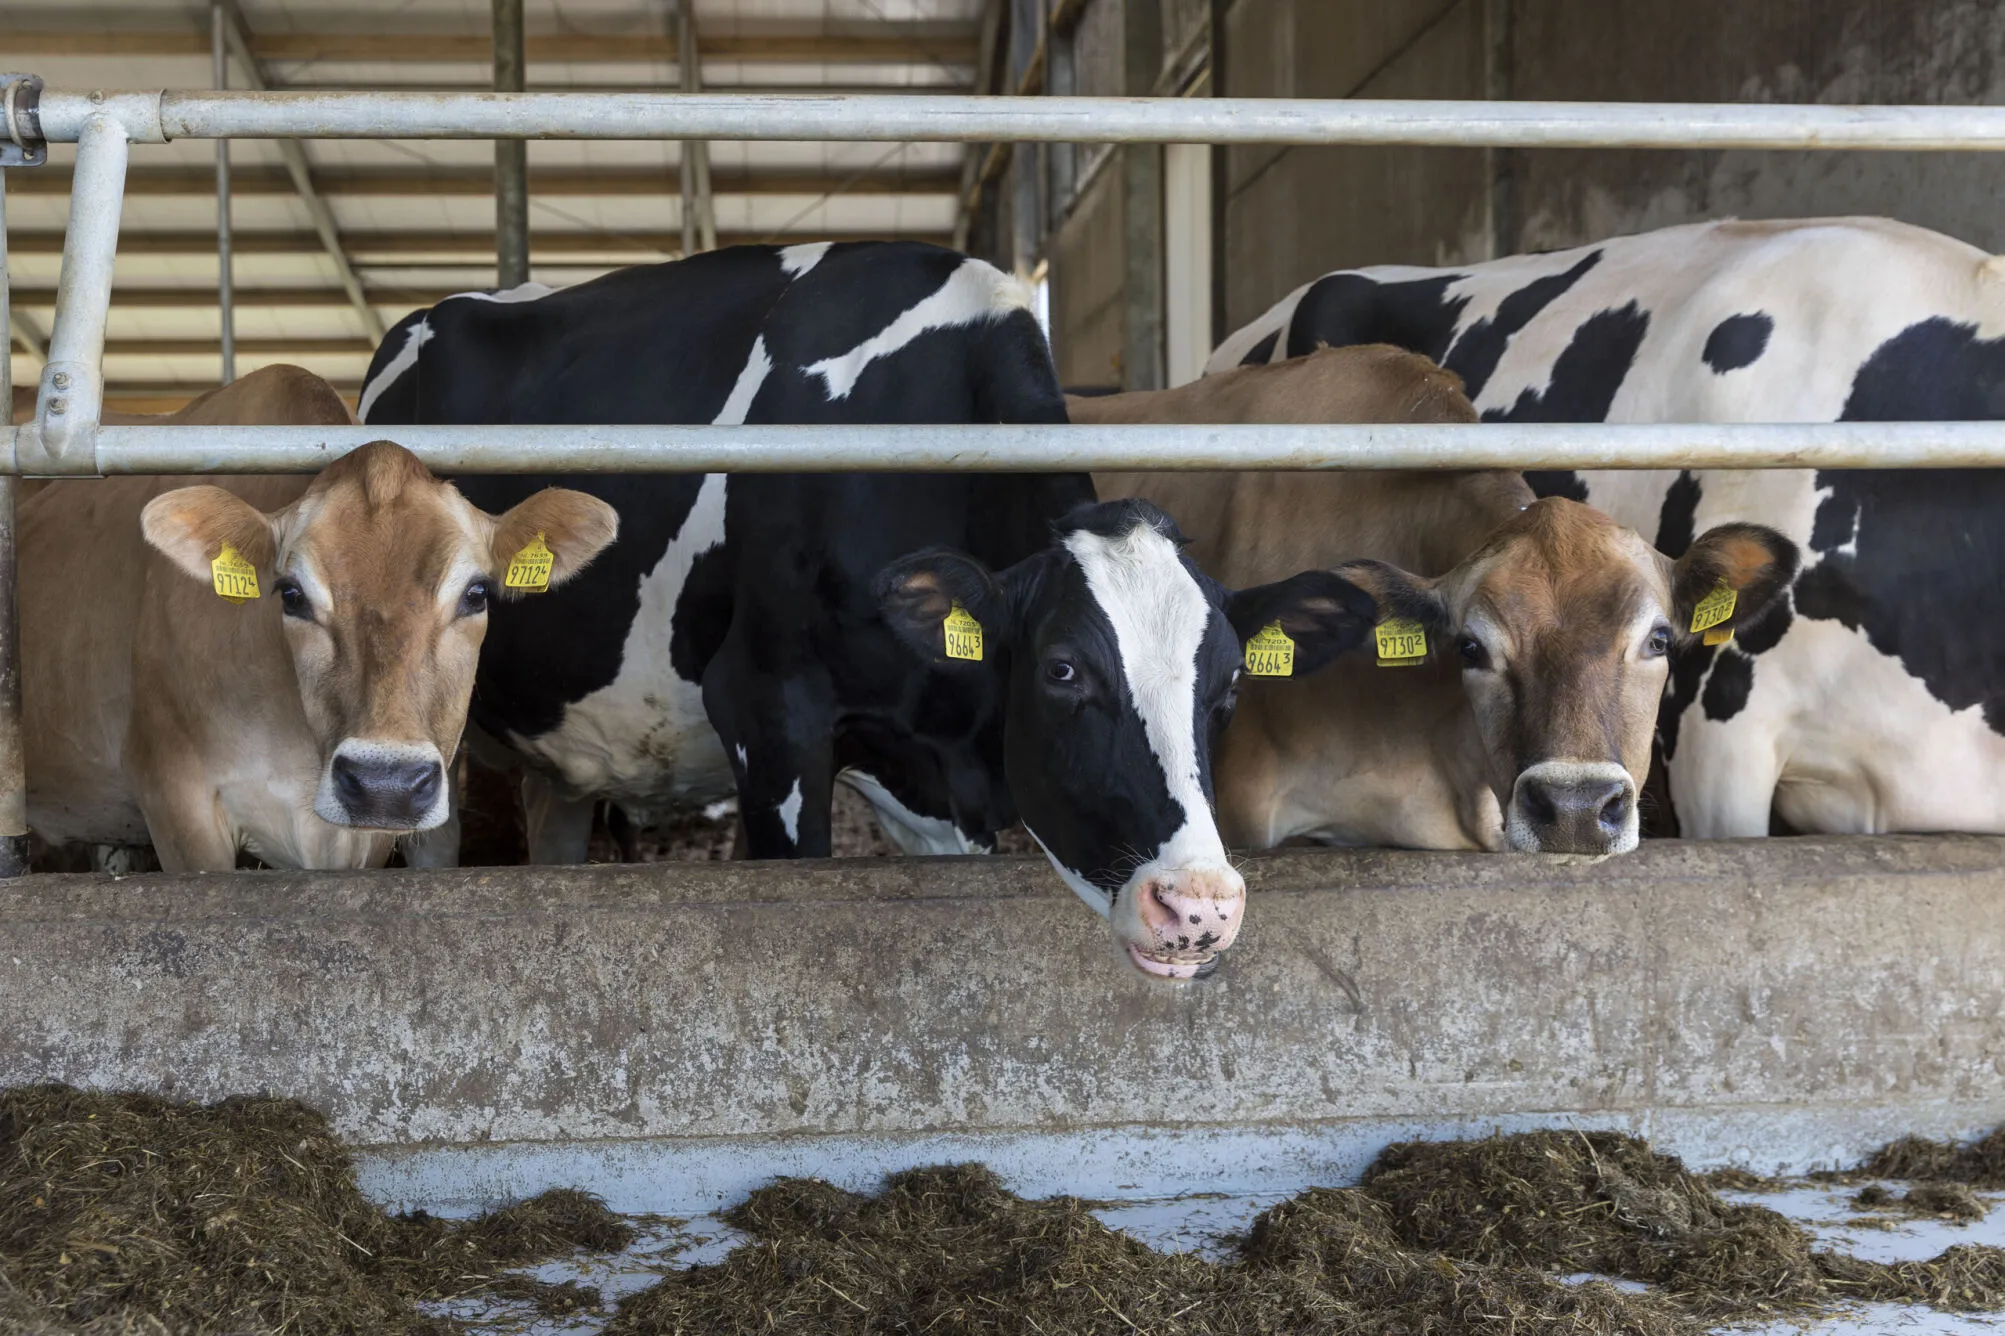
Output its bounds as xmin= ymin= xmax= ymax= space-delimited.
xmin=838 ymin=768 xmax=982 ymax=856
xmin=1062 ymin=523 xmax=1229 ymax=877
xmin=776 ymin=779 xmax=804 ymax=846
xmin=357 ymin=319 xmax=434 ymax=421
xmin=508 ymin=472 xmax=733 ymax=808
xmin=804 ymin=260 xmax=1021 ymax=401
xmin=779 ymin=241 xmax=833 ymax=278
xmin=715 ymin=336 xmax=773 ymax=426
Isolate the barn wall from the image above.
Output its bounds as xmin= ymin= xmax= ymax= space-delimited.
xmin=1211 ymin=0 xmax=2005 ymax=342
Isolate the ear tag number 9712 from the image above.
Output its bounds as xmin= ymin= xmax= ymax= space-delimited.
xmin=505 ymin=533 xmax=554 ymax=592
xmin=210 ymin=545 xmax=260 ymax=604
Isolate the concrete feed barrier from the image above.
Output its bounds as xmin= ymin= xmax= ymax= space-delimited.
xmin=2 ymin=835 xmax=2002 ymax=1212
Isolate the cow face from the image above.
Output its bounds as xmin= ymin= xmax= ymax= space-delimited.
xmin=1339 ymin=498 xmax=1796 ymax=855
xmin=879 ymin=501 xmax=1374 ymax=979
xmin=141 ymin=441 xmax=617 ymax=832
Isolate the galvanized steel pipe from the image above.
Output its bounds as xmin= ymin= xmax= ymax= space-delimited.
xmin=20 ymin=113 xmax=127 ymax=474
xmin=0 ymin=174 xmax=27 ymax=876
xmin=30 ymin=90 xmax=2005 ymax=149
xmin=212 ymin=2 xmax=236 ymax=384
xmin=0 ymin=420 xmax=1999 ymax=476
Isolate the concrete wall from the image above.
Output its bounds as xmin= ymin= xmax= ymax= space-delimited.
xmin=8 ymin=837 xmax=2005 ymax=1212
xmin=1207 ymin=0 xmax=2005 ymax=338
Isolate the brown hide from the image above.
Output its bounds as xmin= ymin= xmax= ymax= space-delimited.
xmin=1085 ymin=346 xmax=1533 ymax=850
xmin=21 ymin=365 xmax=618 ymax=870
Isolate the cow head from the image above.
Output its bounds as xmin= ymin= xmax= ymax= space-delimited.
xmin=1336 ymin=498 xmax=1795 ymax=854
xmin=878 ymin=500 xmax=1374 ymax=979
xmin=140 ymin=441 xmax=617 ymax=832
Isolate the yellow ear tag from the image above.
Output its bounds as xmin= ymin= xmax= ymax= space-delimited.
xmin=504 ymin=533 xmax=554 ymax=592
xmin=1244 ymin=622 xmax=1295 ymax=677
xmin=1703 ymin=626 xmax=1734 ymax=647
xmin=210 ymin=545 xmax=259 ymax=604
xmin=1690 ymin=580 xmax=1736 ymax=634
xmin=1375 ymin=617 xmax=1428 ymax=668
xmin=943 ymin=601 xmax=984 ymax=661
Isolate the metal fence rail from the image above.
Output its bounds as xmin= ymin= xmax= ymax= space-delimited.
xmin=58 ymin=421 xmax=2005 ymax=476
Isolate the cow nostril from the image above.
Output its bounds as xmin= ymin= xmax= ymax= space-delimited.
xmin=332 ymin=756 xmax=368 ymax=804
xmin=409 ymin=763 xmax=443 ymax=809
xmin=1522 ymin=784 xmax=1558 ymax=828
xmin=1598 ymin=786 xmax=1631 ymax=831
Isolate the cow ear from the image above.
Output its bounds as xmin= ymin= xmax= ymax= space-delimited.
xmin=875 ymin=548 xmax=1005 ymax=665
xmin=141 ymin=486 xmax=279 ymax=585
xmin=1671 ymin=523 xmax=1798 ymax=643
xmin=1330 ymin=558 xmax=1452 ymax=641
xmin=1225 ymin=569 xmax=1378 ymax=677
xmin=489 ymin=488 xmax=620 ymax=593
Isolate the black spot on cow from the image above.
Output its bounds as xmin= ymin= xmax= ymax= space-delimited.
xmin=1658 ymin=638 xmax=1716 ymax=762
xmin=1655 ymin=470 xmax=1702 ymax=558
xmin=1482 ymin=303 xmax=1651 ymax=422
xmin=1440 ymin=251 xmax=1603 ymax=398
xmin=1524 ymin=470 xmax=1588 ymax=502
xmin=1841 ymin=318 xmax=2005 ymax=420
xmin=1284 ymin=273 xmax=1469 ymax=362
xmin=1701 ymin=647 xmax=1755 ymax=721
xmin=1238 ymin=329 xmax=1280 ymax=366
xmin=670 ymin=539 xmax=734 ymax=682
xmin=1793 ymin=468 xmax=2005 ymax=734
xmin=1702 ymin=313 xmax=1773 ymax=373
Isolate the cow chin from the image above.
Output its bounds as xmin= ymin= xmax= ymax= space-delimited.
xmin=313 ymin=739 xmax=451 ymax=832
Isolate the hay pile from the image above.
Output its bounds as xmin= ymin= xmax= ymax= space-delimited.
xmin=0 ymin=1084 xmax=634 ymax=1335
xmin=1858 ymin=1129 xmax=2005 ymax=1187
xmin=612 ymin=1131 xmax=2005 ymax=1336
xmin=608 ymin=1163 xmax=1683 ymax=1336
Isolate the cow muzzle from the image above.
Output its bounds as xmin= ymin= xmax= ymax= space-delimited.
xmin=1114 ymin=863 xmax=1246 ymax=980
xmin=1506 ymin=761 xmax=1638 ymax=854
xmin=316 ymin=740 xmax=449 ymax=831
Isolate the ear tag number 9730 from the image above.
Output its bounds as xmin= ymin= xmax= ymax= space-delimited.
xmin=1690 ymin=580 xmax=1737 ymax=634
xmin=505 ymin=533 xmax=554 ymax=592
xmin=1244 ymin=622 xmax=1295 ymax=677
xmin=1375 ymin=617 xmax=1428 ymax=668
xmin=210 ymin=545 xmax=260 ymax=604
xmin=943 ymin=601 xmax=984 ymax=661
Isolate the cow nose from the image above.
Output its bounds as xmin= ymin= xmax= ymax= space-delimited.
xmin=1513 ymin=768 xmax=1635 ymax=853
xmin=1136 ymin=867 xmax=1246 ymax=956
xmin=331 ymin=753 xmax=443 ymax=827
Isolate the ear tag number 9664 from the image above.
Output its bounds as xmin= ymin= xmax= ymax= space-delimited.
xmin=943 ymin=601 xmax=984 ymax=661
xmin=1244 ymin=622 xmax=1294 ymax=677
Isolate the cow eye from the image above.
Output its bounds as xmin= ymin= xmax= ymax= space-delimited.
xmin=1645 ymin=625 xmax=1673 ymax=657
xmin=1045 ymin=660 xmax=1077 ymax=684
xmin=276 ymin=578 xmax=311 ymax=621
xmin=458 ymin=579 xmax=491 ymax=618
xmin=1457 ymin=636 xmax=1489 ymax=669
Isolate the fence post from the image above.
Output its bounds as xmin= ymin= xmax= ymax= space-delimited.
xmin=492 ymin=0 xmax=529 ymax=288
xmin=0 ymin=170 xmax=28 ymax=877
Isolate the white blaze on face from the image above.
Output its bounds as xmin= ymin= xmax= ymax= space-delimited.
xmin=1061 ymin=523 xmax=1230 ymax=883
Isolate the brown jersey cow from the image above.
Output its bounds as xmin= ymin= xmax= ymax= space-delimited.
xmin=22 ymin=365 xmax=617 ymax=870
xmin=1086 ymin=345 xmax=1794 ymax=854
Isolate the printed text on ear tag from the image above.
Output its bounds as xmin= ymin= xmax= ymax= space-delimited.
xmin=505 ymin=533 xmax=554 ymax=592
xmin=1690 ymin=580 xmax=1736 ymax=634
xmin=210 ymin=545 xmax=259 ymax=604
xmin=1375 ymin=617 xmax=1428 ymax=668
xmin=943 ymin=601 xmax=984 ymax=661
xmin=1244 ymin=622 xmax=1294 ymax=677
xmin=1703 ymin=627 xmax=1734 ymax=647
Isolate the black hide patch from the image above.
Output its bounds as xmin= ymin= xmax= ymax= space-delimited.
xmin=1700 ymin=646 xmax=1755 ymax=721
xmin=1701 ymin=313 xmax=1773 ymax=373
xmin=1238 ymin=329 xmax=1280 ymax=366
xmin=1482 ymin=303 xmax=1652 ymax=422
xmin=1841 ymin=318 xmax=2005 ymax=420
xmin=1792 ymin=468 xmax=2005 ymax=735
xmin=1524 ymin=470 xmax=1589 ymax=501
xmin=1440 ymin=251 xmax=1603 ymax=398
xmin=1655 ymin=470 xmax=1702 ymax=558
xmin=1284 ymin=273 xmax=1469 ymax=362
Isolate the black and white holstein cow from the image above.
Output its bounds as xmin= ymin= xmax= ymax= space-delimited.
xmin=1216 ymin=216 xmax=2005 ymax=839
xmin=362 ymin=241 xmax=1372 ymax=978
